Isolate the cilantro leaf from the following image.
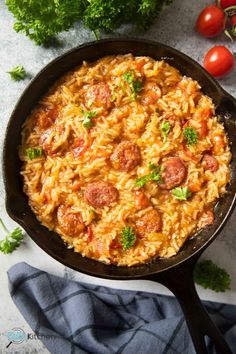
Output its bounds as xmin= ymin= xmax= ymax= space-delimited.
xmin=122 ymin=71 xmax=143 ymax=100
xmin=26 ymin=147 xmax=43 ymax=160
xmin=194 ymin=260 xmax=231 ymax=292
xmin=82 ymin=110 xmax=97 ymax=128
xmin=183 ymin=126 xmax=198 ymax=146
xmin=160 ymin=120 xmax=171 ymax=142
xmin=172 ymin=187 xmax=192 ymax=201
xmin=0 ymin=219 xmax=24 ymax=254
xmin=7 ymin=65 xmax=26 ymax=81
xmin=121 ymin=226 xmax=136 ymax=250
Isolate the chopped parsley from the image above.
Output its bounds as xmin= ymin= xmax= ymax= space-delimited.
xmin=172 ymin=186 xmax=192 ymax=201
xmin=26 ymin=147 xmax=43 ymax=160
xmin=183 ymin=126 xmax=198 ymax=146
xmin=0 ymin=218 xmax=24 ymax=254
xmin=160 ymin=120 xmax=171 ymax=142
xmin=122 ymin=70 xmax=143 ymax=100
xmin=135 ymin=163 xmax=163 ymax=188
xmin=194 ymin=260 xmax=231 ymax=292
xmin=121 ymin=226 xmax=136 ymax=250
xmin=7 ymin=65 xmax=26 ymax=81
xmin=82 ymin=110 xmax=97 ymax=128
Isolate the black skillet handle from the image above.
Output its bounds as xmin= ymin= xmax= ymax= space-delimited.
xmin=144 ymin=257 xmax=233 ymax=354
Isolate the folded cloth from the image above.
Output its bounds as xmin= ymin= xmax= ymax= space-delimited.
xmin=8 ymin=262 xmax=236 ymax=354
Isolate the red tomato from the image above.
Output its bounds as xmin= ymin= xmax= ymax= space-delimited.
xmin=204 ymin=46 xmax=235 ymax=78
xmin=196 ymin=5 xmax=225 ymax=37
xmin=73 ymin=137 xmax=88 ymax=157
xmin=219 ymin=0 xmax=236 ymax=9
xmin=134 ymin=190 xmax=150 ymax=209
xmin=87 ymin=226 xmax=93 ymax=242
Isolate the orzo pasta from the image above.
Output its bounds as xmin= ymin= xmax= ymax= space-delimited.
xmin=19 ymin=54 xmax=231 ymax=266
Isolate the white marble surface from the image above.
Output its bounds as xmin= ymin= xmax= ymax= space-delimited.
xmin=0 ymin=0 xmax=236 ymax=352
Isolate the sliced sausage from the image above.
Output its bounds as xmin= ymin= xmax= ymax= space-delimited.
xmin=135 ymin=209 xmax=162 ymax=237
xmin=141 ymin=82 xmax=161 ymax=105
xmin=110 ymin=141 xmax=141 ymax=172
xmin=57 ymin=205 xmax=85 ymax=237
xmin=159 ymin=157 xmax=187 ymax=190
xmin=202 ymin=154 xmax=219 ymax=172
xmin=84 ymin=181 xmax=118 ymax=208
xmin=84 ymin=82 xmax=112 ymax=110
xmin=40 ymin=130 xmax=53 ymax=155
xmin=37 ymin=107 xmax=58 ymax=130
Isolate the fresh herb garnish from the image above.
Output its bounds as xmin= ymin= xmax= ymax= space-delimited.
xmin=183 ymin=126 xmax=198 ymax=146
xmin=26 ymin=147 xmax=43 ymax=160
xmin=135 ymin=163 xmax=162 ymax=188
xmin=160 ymin=120 xmax=171 ymax=142
xmin=0 ymin=218 xmax=24 ymax=254
xmin=6 ymin=0 xmax=173 ymax=45
xmin=121 ymin=226 xmax=136 ymax=250
xmin=7 ymin=65 xmax=26 ymax=81
xmin=172 ymin=186 xmax=192 ymax=201
xmin=194 ymin=260 xmax=231 ymax=292
xmin=82 ymin=110 xmax=97 ymax=128
xmin=122 ymin=70 xmax=142 ymax=100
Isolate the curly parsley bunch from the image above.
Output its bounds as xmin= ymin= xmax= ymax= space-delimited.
xmin=6 ymin=0 xmax=174 ymax=45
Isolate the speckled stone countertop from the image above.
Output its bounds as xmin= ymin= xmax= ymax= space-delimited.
xmin=0 ymin=0 xmax=236 ymax=352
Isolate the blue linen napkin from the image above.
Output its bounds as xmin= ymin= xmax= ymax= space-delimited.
xmin=7 ymin=262 xmax=236 ymax=354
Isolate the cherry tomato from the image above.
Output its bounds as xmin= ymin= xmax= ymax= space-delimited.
xmin=196 ymin=5 xmax=225 ymax=37
xmin=218 ymin=0 xmax=236 ymax=9
xmin=204 ymin=46 xmax=235 ymax=78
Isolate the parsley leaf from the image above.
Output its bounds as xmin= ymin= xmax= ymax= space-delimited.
xmin=183 ymin=126 xmax=198 ymax=146
xmin=121 ymin=226 xmax=136 ymax=250
xmin=122 ymin=71 xmax=143 ymax=100
xmin=7 ymin=65 xmax=26 ymax=81
xmin=160 ymin=120 xmax=171 ymax=142
xmin=135 ymin=163 xmax=162 ymax=188
xmin=26 ymin=147 xmax=43 ymax=160
xmin=82 ymin=110 xmax=97 ymax=128
xmin=0 ymin=218 xmax=24 ymax=254
xmin=172 ymin=187 xmax=192 ymax=201
xmin=194 ymin=260 xmax=231 ymax=292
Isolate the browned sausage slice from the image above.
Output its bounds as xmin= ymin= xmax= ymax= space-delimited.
xmin=159 ymin=157 xmax=187 ymax=190
xmin=57 ymin=205 xmax=85 ymax=237
xmin=135 ymin=209 xmax=162 ymax=237
xmin=84 ymin=82 xmax=112 ymax=110
xmin=84 ymin=181 xmax=118 ymax=208
xmin=202 ymin=154 xmax=219 ymax=172
xmin=110 ymin=141 xmax=141 ymax=172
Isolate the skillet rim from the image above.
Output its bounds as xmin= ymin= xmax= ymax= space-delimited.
xmin=3 ymin=38 xmax=236 ymax=279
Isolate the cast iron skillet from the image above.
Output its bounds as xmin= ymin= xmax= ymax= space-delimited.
xmin=3 ymin=39 xmax=236 ymax=354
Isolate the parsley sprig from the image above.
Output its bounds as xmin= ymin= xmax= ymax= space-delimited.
xmin=135 ymin=163 xmax=163 ymax=188
xmin=121 ymin=226 xmax=136 ymax=250
xmin=82 ymin=110 xmax=97 ymax=128
xmin=26 ymin=147 xmax=43 ymax=160
xmin=122 ymin=71 xmax=142 ymax=100
xmin=172 ymin=186 xmax=192 ymax=201
xmin=183 ymin=127 xmax=198 ymax=146
xmin=194 ymin=260 xmax=230 ymax=292
xmin=160 ymin=120 xmax=171 ymax=142
xmin=7 ymin=65 xmax=26 ymax=81
xmin=0 ymin=219 xmax=24 ymax=254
